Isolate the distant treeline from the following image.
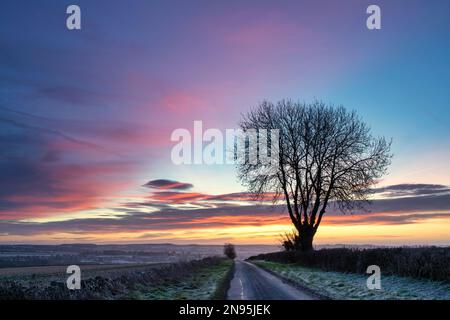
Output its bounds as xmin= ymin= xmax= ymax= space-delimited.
xmin=249 ymin=247 xmax=450 ymax=282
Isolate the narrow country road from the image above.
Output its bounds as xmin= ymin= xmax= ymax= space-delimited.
xmin=227 ymin=260 xmax=317 ymax=300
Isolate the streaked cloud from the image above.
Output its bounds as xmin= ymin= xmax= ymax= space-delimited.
xmin=372 ymin=183 xmax=450 ymax=198
xmin=1 ymin=182 xmax=449 ymax=241
xmin=144 ymin=179 xmax=193 ymax=191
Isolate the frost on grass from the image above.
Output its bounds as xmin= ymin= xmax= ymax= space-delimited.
xmin=128 ymin=259 xmax=233 ymax=300
xmin=254 ymin=261 xmax=450 ymax=300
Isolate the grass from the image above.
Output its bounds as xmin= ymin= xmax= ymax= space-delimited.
xmin=124 ymin=259 xmax=234 ymax=300
xmin=253 ymin=260 xmax=450 ymax=300
xmin=211 ymin=259 xmax=235 ymax=300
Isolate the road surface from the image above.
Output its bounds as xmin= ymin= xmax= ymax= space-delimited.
xmin=227 ymin=260 xmax=317 ymax=300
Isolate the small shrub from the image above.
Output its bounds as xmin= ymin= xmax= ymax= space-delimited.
xmin=223 ymin=243 xmax=236 ymax=260
xmin=280 ymin=231 xmax=301 ymax=251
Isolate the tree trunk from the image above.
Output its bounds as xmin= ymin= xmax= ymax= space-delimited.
xmin=300 ymin=234 xmax=314 ymax=251
xmin=297 ymin=225 xmax=315 ymax=252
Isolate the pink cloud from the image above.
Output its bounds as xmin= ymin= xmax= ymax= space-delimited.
xmin=160 ymin=91 xmax=207 ymax=114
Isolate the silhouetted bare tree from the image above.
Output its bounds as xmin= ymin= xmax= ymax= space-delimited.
xmin=237 ymin=100 xmax=392 ymax=251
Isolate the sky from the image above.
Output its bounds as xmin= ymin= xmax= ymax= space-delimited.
xmin=0 ymin=0 xmax=449 ymax=245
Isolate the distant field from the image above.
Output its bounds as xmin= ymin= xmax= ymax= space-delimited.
xmin=0 ymin=243 xmax=278 ymax=268
xmin=0 ymin=263 xmax=161 ymax=277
